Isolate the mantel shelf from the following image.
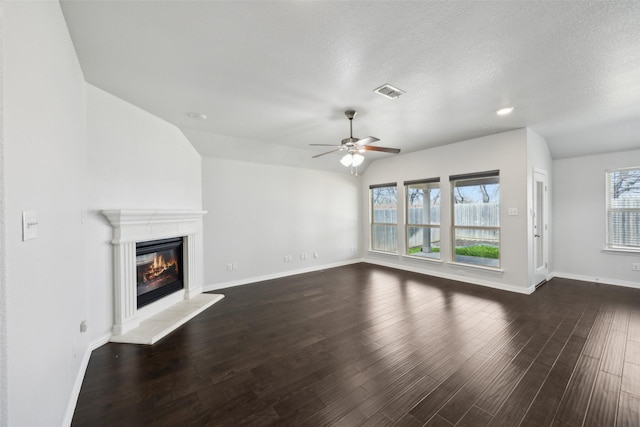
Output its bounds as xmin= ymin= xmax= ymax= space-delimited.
xmin=103 ymin=209 xmax=207 ymax=226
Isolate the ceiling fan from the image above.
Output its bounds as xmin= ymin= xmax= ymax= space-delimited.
xmin=311 ymin=110 xmax=400 ymax=174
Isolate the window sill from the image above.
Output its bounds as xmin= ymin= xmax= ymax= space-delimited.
xmin=368 ymin=250 xmax=399 ymax=257
xmin=447 ymin=261 xmax=504 ymax=274
xmin=602 ymin=247 xmax=640 ymax=255
xmin=402 ymin=254 xmax=443 ymax=264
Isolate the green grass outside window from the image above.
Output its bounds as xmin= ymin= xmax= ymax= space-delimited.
xmin=409 ymin=245 xmax=499 ymax=259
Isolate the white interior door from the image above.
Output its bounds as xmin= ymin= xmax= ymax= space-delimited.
xmin=533 ymin=170 xmax=548 ymax=286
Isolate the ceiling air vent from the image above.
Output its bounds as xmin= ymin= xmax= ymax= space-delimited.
xmin=373 ymin=83 xmax=405 ymax=99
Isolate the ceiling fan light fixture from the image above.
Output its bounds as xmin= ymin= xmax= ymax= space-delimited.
xmin=352 ymin=153 xmax=364 ymax=167
xmin=340 ymin=153 xmax=353 ymax=167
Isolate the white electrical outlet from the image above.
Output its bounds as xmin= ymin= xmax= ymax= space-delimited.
xmin=232 ymin=262 xmax=238 ymax=270
xmin=226 ymin=263 xmax=233 ymax=271
xmin=632 ymin=263 xmax=640 ymax=271
xmin=314 ymin=252 xmax=319 ymax=258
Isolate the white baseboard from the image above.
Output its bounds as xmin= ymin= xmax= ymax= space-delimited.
xmin=551 ymin=271 xmax=640 ymax=290
xmin=205 ymin=258 xmax=535 ymax=295
xmin=62 ymin=332 xmax=111 ymax=427
xmin=203 ymin=259 xmax=363 ymax=291
xmin=363 ymin=258 xmax=535 ymax=295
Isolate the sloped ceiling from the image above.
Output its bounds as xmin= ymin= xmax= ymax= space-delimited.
xmin=61 ymin=1 xmax=640 ymax=172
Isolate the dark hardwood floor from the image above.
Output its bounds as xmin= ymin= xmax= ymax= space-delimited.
xmin=72 ymin=263 xmax=640 ymax=426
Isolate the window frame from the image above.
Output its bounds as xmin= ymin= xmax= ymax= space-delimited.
xmin=370 ymin=183 xmax=399 ymax=254
xmin=605 ymin=166 xmax=640 ymax=252
xmin=404 ymin=178 xmax=441 ymax=260
xmin=450 ymin=170 xmax=501 ymax=268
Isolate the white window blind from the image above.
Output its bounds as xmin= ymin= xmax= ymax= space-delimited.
xmin=606 ymin=167 xmax=640 ymax=250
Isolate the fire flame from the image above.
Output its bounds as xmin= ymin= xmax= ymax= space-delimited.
xmin=142 ymin=253 xmax=178 ymax=282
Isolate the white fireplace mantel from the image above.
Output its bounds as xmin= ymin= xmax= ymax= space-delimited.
xmin=103 ymin=209 xmax=221 ymax=344
xmin=103 ymin=209 xmax=207 ymax=243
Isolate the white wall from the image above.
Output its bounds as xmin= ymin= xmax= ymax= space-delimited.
xmin=3 ymin=3 xmax=88 ymax=425
xmin=553 ymin=149 xmax=640 ymax=287
xmin=202 ymin=158 xmax=361 ymax=289
xmin=84 ymin=84 xmax=203 ymax=342
xmin=361 ymin=129 xmax=532 ymax=293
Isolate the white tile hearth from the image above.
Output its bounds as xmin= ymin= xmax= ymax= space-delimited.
xmin=110 ymin=293 xmax=224 ymax=345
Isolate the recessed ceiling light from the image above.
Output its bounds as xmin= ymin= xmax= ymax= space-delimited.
xmin=496 ymin=107 xmax=514 ymax=116
xmin=186 ymin=112 xmax=207 ymax=120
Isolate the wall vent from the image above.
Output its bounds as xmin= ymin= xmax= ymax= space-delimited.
xmin=373 ymin=83 xmax=405 ymax=99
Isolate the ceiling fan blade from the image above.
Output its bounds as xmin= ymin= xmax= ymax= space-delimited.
xmin=309 ymin=143 xmax=342 ymax=147
xmin=312 ymin=148 xmax=341 ymax=158
xmin=363 ymin=145 xmax=401 ymax=154
xmin=357 ymin=136 xmax=380 ymax=145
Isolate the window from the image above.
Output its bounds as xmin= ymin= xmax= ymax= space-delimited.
xmin=450 ymin=171 xmax=500 ymax=267
xmin=371 ymin=183 xmax=398 ymax=253
xmin=606 ymin=167 xmax=640 ymax=250
xmin=405 ymin=178 xmax=441 ymax=259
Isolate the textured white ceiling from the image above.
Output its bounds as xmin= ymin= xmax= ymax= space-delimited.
xmin=60 ymin=1 xmax=640 ymax=170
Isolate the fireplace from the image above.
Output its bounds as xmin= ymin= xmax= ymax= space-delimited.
xmin=136 ymin=237 xmax=183 ymax=308
xmin=104 ymin=210 xmax=224 ymax=344
xmin=103 ymin=209 xmax=209 ymax=337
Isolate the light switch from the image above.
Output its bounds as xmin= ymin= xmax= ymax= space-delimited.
xmin=22 ymin=210 xmax=38 ymax=241
xmin=508 ymin=208 xmax=518 ymax=216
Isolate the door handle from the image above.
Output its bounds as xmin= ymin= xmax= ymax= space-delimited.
xmin=534 ymin=234 xmax=540 ymax=237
